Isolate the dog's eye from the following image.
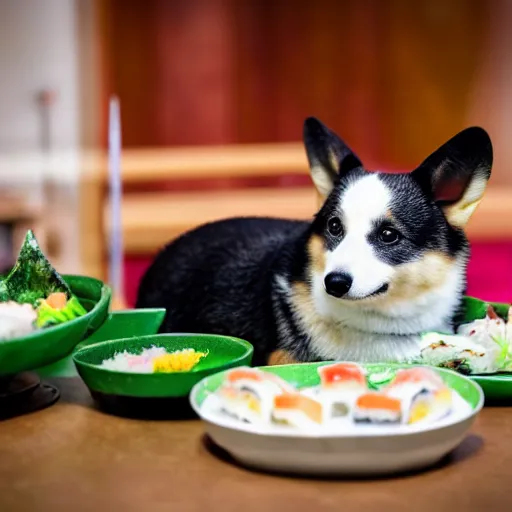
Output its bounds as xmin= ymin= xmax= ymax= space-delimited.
xmin=379 ymin=227 xmax=401 ymax=244
xmin=327 ymin=217 xmax=343 ymax=237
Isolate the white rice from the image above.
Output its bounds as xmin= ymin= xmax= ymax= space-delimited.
xmin=99 ymin=346 xmax=167 ymax=373
xmin=0 ymin=301 xmax=37 ymax=340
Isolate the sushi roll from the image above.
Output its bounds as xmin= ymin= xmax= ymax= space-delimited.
xmin=217 ymin=384 xmax=267 ymax=424
xmin=217 ymin=368 xmax=290 ymax=424
xmin=457 ymin=305 xmax=507 ymax=367
xmin=272 ymin=393 xmax=324 ymax=428
xmin=352 ymin=392 xmax=402 ymax=424
xmin=398 ymin=386 xmax=453 ymax=425
xmin=316 ymin=363 xmax=368 ymax=419
xmin=420 ymin=332 xmax=496 ymax=375
xmin=318 ymin=362 xmax=367 ymax=392
xmin=224 ymin=368 xmax=294 ymax=393
xmin=0 ymin=301 xmax=37 ymax=340
xmin=387 ymin=366 xmax=444 ymax=390
xmin=384 ymin=367 xmax=452 ymax=425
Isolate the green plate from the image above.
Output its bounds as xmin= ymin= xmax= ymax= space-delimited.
xmin=461 ymin=296 xmax=509 ymax=323
xmin=73 ymin=334 xmax=254 ymax=417
xmin=470 ymin=374 xmax=512 ymax=402
xmin=0 ymin=275 xmax=111 ymax=376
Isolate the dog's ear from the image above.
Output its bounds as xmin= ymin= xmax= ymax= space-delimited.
xmin=303 ymin=117 xmax=362 ymax=199
xmin=411 ymin=127 xmax=493 ymax=228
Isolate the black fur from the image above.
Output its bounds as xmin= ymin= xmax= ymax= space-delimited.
xmin=136 ymin=217 xmax=313 ymax=366
xmin=136 ymin=119 xmax=493 ymax=365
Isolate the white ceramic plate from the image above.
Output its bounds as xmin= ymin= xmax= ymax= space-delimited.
xmin=190 ymin=362 xmax=484 ymax=477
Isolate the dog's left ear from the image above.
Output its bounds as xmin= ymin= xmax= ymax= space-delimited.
xmin=411 ymin=127 xmax=493 ymax=228
xmin=303 ymin=117 xmax=362 ymax=199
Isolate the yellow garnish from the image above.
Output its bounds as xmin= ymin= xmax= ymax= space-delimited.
xmin=244 ymin=393 xmax=261 ymax=414
xmin=152 ymin=349 xmax=207 ymax=373
xmin=408 ymin=401 xmax=431 ymax=424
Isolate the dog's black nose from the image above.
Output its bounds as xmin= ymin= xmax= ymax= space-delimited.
xmin=324 ymin=272 xmax=352 ymax=298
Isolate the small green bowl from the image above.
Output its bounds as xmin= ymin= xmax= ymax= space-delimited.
xmin=0 ymin=275 xmax=111 ymax=376
xmin=73 ymin=334 xmax=254 ymax=418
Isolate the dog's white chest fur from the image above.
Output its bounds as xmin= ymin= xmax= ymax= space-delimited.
xmin=307 ymin=327 xmax=422 ymax=363
xmin=275 ymin=265 xmax=463 ymax=363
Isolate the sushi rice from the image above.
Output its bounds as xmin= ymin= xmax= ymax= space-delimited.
xmin=0 ymin=301 xmax=37 ymax=340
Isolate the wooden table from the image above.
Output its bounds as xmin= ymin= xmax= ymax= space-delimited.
xmin=1 ymin=377 xmax=511 ymax=512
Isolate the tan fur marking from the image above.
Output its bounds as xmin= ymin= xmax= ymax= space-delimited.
xmin=291 ymin=281 xmax=343 ymax=345
xmin=311 ymin=164 xmax=335 ymax=200
xmin=328 ymin=149 xmax=339 ymax=174
xmin=380 ymin=251 xmax=456 ymax=306
xmin=443 ymin=174 xmax=488 ymax=228
xmin=268 ymin=349 xmax=298 ymax=366
xmin=307 ymin=234 xmax=326 ymax=274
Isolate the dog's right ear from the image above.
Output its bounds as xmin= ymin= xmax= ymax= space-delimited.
xmin=411 ymin=127 xmax=493 ymax=229
xmin=303 ymin=117 xmax=362 ymax=199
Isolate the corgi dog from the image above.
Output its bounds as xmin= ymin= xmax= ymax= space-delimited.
xmin=136 ymin=118 xmax=493 ymax=367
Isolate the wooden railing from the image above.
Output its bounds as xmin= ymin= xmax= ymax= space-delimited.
xmin=80 ymin=143 xmax=512 ymax=282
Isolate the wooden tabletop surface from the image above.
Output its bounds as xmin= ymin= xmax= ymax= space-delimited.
xmin=1 ymin=377 xmax=511 ymax=512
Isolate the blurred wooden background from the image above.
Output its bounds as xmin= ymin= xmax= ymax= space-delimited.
xmin=97 ymin=0 xmax=489 ymax=163
xmin=72 ymin=0 xmax=512 ymax=304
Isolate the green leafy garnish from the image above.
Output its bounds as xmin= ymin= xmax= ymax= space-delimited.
xmin=36 ymin=295 xmax=87 ymax=328
xmin=0 ymin=280 xmax=7 ymax=302
xmin=367 ymin=369 xmax=396 ymax=390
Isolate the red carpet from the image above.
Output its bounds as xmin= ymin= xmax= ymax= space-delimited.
xmin=124 ymin=241 xmax=512 ymax=307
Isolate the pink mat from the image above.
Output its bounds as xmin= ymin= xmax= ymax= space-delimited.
xmin=123 ymin=241 xmax=512 ymax=307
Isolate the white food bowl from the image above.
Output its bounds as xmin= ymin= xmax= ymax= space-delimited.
xmin=189 ymin=362 xmax=484 ymax=477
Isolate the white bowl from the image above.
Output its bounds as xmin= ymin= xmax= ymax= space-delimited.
xmin=190 ymin=363 xmax=485 ymax=477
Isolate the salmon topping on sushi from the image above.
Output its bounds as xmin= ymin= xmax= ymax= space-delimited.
xmin=225 ymin=368 xmax=293 ymax=392
xmin=318 ymin=362 xmax=367 ymax=391
xmin=273 ymin=393 xmax=323 ymax=425
xmin=226 ymin=368 xmax=264 ymax=383
xmin=386 ymin=367 xmax=444 ymax=390
xmin=355 ymin=392 xmax=402 ymax=412
xmin=353 ymin=392 xmax=402 ymax=424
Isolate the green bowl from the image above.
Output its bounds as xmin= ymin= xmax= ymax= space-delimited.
xmin=0 ymin=274 xmax=111 ymax=376
xmin=36 ymin=308 xmax=166 ymax=378
xmin=72 ymin=334 xmax=254 ymax=418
